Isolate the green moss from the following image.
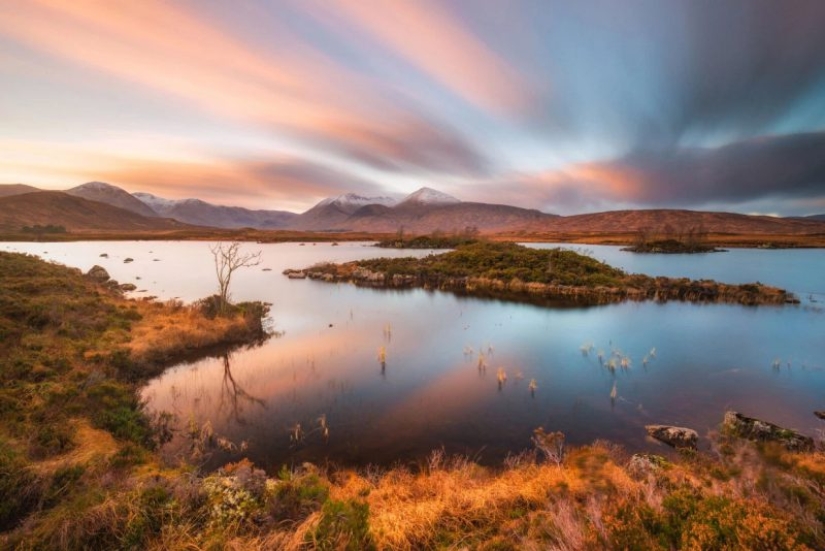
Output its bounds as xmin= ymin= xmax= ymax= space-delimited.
xmin=309 ymin=499 xmax=374 ymax=551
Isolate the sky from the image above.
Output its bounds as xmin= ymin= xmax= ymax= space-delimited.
xmin=1 ymin=0 xmax=825 ymax=216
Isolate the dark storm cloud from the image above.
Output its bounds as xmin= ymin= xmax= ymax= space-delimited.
xmin=533 ymin=0 xmax=825 ymax=149
xmin=675 ymin=0 xmax=825 ymax=139
xmin=620 ymin=132 xmax=825 ymax=205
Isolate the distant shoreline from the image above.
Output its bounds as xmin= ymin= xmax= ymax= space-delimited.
xmin=2 ymin=228 xmax=825 ymax=248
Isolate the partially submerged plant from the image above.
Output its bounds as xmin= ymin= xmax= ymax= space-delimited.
xmin=496 ymin=367 xmax=507 ymax=389
xmin=532 ymin=427 xmax=565 ymax=466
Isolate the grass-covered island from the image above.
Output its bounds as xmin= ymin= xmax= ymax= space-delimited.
xmin=4 ymin=250 xmax=824 ymax=549
xmin=622 ymin=238 xmax=722 ymax=254
xmin=288 ymin=242 xmax=796 ymax=306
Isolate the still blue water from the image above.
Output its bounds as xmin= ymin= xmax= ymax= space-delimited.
xmin=4 ymin=241 xmax=823 ymax=469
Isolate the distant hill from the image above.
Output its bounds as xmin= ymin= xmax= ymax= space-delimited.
xmin=0 ymin=184 xmax=41 ymax=198
xmin=289 ymin=193 xmax=400 ymax=230
xmin=289 ymin=187 xmax=554 ymax=232
xmin=133 ymin=192 xmax=297 ymax=229
xmin=66 ymin=181 xmax=159 ymax=217
xmin=539 ymin=209 xmax=825 ymax=235
xmin=347 ymin=201 xmax=553 ymax=233
xmin=0 ymin=192 xmax=190 ymax=231
xmin=801 ymin=213 xmax=825 ymax=221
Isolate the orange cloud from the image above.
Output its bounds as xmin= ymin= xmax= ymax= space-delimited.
xmin=319 ymin=0 xmax=533 ymax=114
xmin=0 ymin=0 xmax=487 ymax=176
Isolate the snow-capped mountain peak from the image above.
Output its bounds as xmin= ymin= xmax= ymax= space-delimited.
xmin=73 ymin=181 xmax=121 ymax=192
xmin=317 ymin=193 xmax=398 ymax=211
xmin=133 ymin=192 xmax=182 ymax=213
xmin=399 ymin=187 xmax=460 ymax=205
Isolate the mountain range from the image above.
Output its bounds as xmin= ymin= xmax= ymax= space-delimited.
xmin=1 ymin=181 xmax=824 ymax=236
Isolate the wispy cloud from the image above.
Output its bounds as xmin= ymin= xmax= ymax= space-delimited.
xmin=314 ymin=0 xmax=533 ymax=115
xmin=482 ymin=132 xmax=825 ymax=215
xmin=0 ymin=0 xmax=487 ymax=177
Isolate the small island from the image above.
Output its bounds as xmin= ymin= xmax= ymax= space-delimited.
xmin=286 ymin=242 xmax=796 ymax=306
xmin=622 ymin=238 xmax=723 ymax=254
xmin=622 ymin=225 xmax=724 ymax=253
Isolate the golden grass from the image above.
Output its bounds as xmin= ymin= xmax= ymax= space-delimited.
xmin=126 ymin=303 xmax=244 ymax=359
xmin=30 ymin=420 xmax=118 ymax=477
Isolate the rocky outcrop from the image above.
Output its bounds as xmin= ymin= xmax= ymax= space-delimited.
xmin=86 ymin=265 xmax=110 ymax=283
xmin=723 ymin=411 xmax=814 ymax=452
xmin=645 ymin=425 xmax=699 ymax=450
xmin=627 ymin=454 xmax=669 ymax=478
xmin=814 ymin=411 xmax=825 ymax=420
xmin=282 ymin=269 xmax=307 ymax=279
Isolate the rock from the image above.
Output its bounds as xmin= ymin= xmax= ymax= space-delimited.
xmin=119 ymin=283 xmax=137 ymax=291
xmin=282 ymin=269 xmax=307 ymax=279
xmin=723 ymin=411 xmax=814 ymax=451
xmin=123 ymin=257 xmax=134 ymax=263
xmin=814 ymin=411 xmax=825 ymax=420
xmin=99 ymin=253 xmax=108 ymax=258
xmin=645 ymin=424 xmax=698 ymax=450
xmin=627 ymin=453 xmax=668 ymax=477
xmin=86 ymin=265 xmax=110 ymax=283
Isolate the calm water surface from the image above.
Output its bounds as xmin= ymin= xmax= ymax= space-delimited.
xmin=4 ymin=241 xmax=823 ymax=470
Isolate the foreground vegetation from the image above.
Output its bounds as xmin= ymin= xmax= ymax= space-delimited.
xmin=294 ymin=242 xmax=796 ymax=306
xmin=3 ymin=251 xmax=823 ymax=549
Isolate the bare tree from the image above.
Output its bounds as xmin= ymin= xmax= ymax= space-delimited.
xmin=209 ymin=242 xmax=261 ymax=314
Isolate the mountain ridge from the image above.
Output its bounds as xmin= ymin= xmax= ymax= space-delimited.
xmin=2 ymin=183 xmax=824 ymax=237
xmin=67 ymin=181 xmax=159 ymax=218
xmin=133 ymin=192 xmax=297 ymax=229
xmin=0 ymin=191 xmax=191 ymax=231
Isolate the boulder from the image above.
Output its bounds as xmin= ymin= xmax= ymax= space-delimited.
xmin=645 ymin=424 xmax=698 ymax=450
xmin=627 ymin=453 xmax=669 ymax=478
xmin=86 ymin=265 xmax=110 ymax=283
xmin=723 ymin=411 xmax=814 ymax=452
xmin=119 ymin=283 xmax=137 ymax=291
xmin=814 ymin=411 xmax=825 ymax=420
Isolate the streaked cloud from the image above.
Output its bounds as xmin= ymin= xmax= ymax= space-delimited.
xmin=315 ymin=0 xmax=533 ymax=114
xmin=1 ymin=0 xmax=825 ymax=215
xmin=0 ymin=0 xmax=487 ymax=177
xmin=480 ymin=132 xmax=825 ymax=215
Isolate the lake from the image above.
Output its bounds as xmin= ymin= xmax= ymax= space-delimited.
xmin=4 ymin=240 xmax=824 ymax=470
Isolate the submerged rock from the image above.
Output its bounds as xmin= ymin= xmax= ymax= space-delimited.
xmin=723 ymin=411 xmax=814 ymax=452
xmin=645 ymin=424 xmax=699 ymax=450
xmin=86 ymin=265 xmax=110 ymax=283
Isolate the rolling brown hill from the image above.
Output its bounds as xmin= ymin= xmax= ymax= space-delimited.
xmin=0 ymin=191 xmax=192 ymax=231
xmin=535 ymin=209 xmax=825 ymax=235
xmin=66 ymin=181 xmax=159 ymax=218
xmin=0 ymin=184 xmax=41 ymax=198
xmin=345 ymin=201 xmax=555 ymax=233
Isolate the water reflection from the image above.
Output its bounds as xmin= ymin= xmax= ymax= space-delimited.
xmin=3 ymin=241 xmax=823 ymax=469
xmin=219 ymin=353 xmax=266 ymax=425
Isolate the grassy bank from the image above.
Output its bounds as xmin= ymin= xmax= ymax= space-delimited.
xmin=295 ymin=241 xmax=796 ymax=306
xmin=3 ymin=251 xmax=823 ymax=549
xmin=0 ymin=251 xmax=268 ymax=546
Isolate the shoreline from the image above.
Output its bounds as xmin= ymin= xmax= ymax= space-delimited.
xmin=2 ymin=227 xmax=825 ymax=248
